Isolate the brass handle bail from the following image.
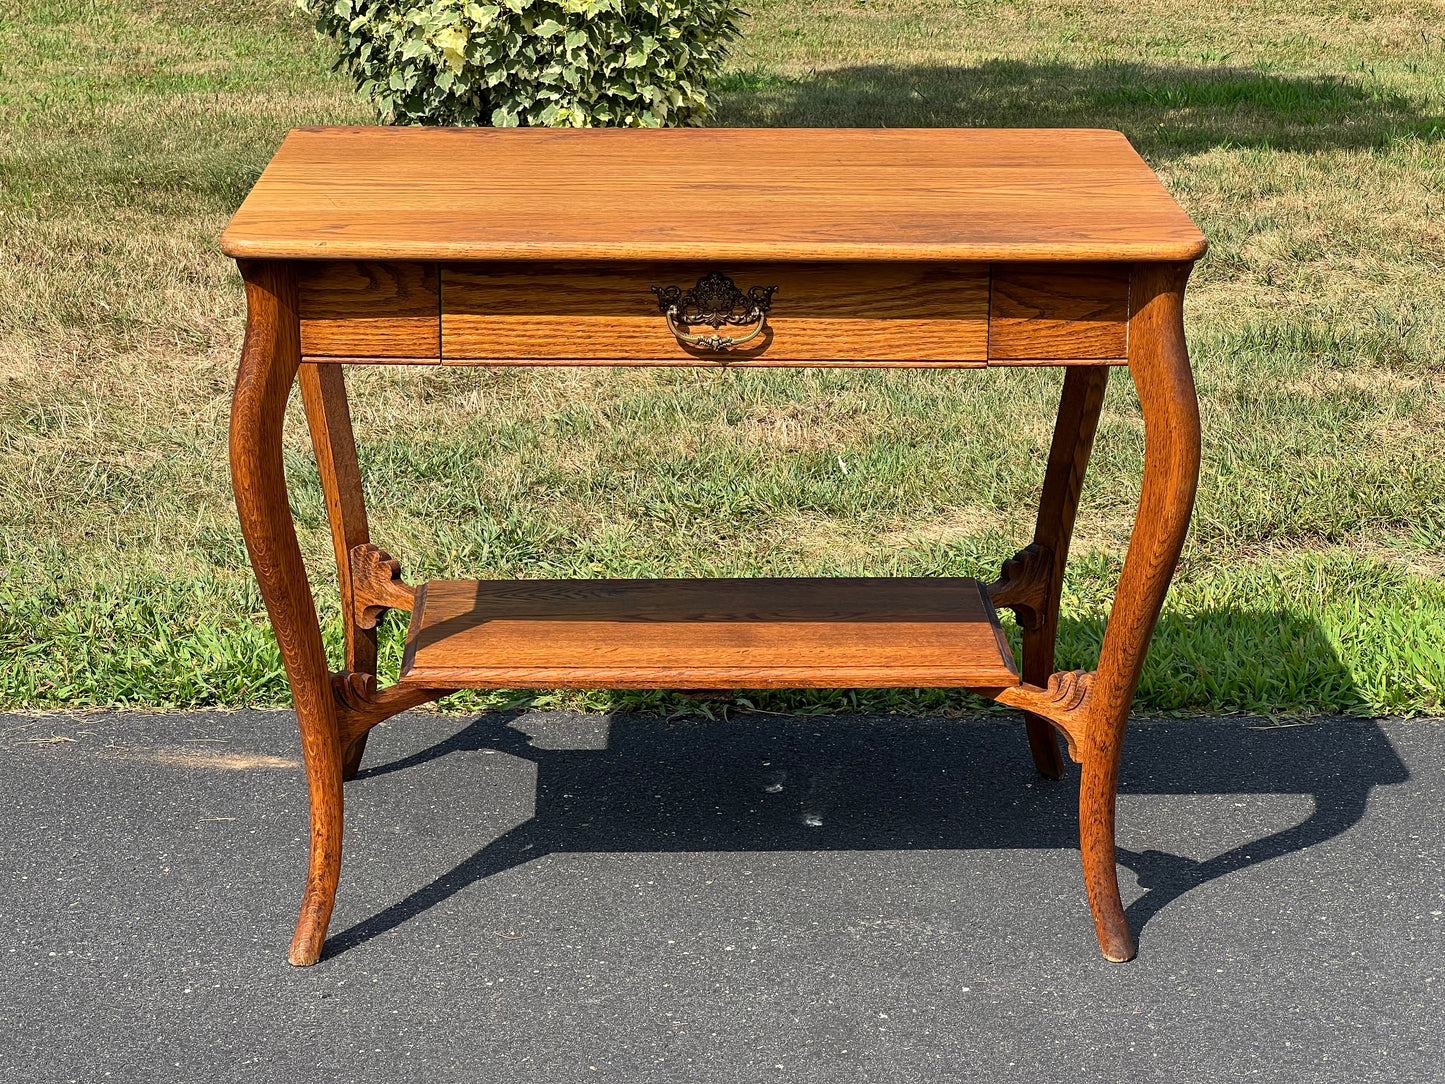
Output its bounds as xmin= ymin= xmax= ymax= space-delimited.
xmin=652 ymin=272 xmax=778 ymax=353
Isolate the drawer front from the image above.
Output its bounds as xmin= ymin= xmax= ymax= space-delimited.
xmin=298 ymin=261 xmax=440 ymax=360
xmin=988 ymin=264 xmax=1130 ymax=363
xmin=292 ymin=261 xmax=1132 ymax=366
xmin=441 ymin=263 xmax=991 ymax=366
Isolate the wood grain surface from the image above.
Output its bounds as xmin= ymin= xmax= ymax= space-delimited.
xmin=399 ymin=578 xmax=1020 ymax=689
xmin=1080 ymin=261 xmax=1201 ymax=962
xmin=298 ymin=261 xmax=440 ymax=358
xmin=231 ymin=262 xmax=344 ymax=967
xmin=221 ymin=128 xmax=1207 ymax=263
xmin=441 ymin=262 xmax=989 ymax=364
xmin=1019 ymin=364 xmax=1111 ymax=775
xmin=297 ymin=362 xmax=376 ymax=778
xmin=988 ymin=264 xmax=1130 ymax=360
xmin=225 ymin=132 xmax=1205 ymax=966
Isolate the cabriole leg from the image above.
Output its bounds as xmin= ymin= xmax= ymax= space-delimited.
xmin=231 ymin=261 xmax=343 ymax=967
xmin=299 ymin=361 xmax=376 ymax=780
xmin=1022 ymin=364 xmax=1111 ymax=778
xmin=1080 ymin=262 xmax=1201 ymax=962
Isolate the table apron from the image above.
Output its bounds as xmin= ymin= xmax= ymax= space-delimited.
xmin=294 ymin=259 xmax=1133 ymax=367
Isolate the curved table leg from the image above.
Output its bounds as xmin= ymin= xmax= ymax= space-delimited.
xmin=231 ymin=261 xmax=343 ymax=966
xmin=299 ymin=361 xmax=376 ymax=780
xmin=1079 ymin=261 xmax=1201 ymax=961
xmin=1021 ymin=364 xmax=1111 ymax=778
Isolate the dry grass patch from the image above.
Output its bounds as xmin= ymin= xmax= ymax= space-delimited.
xmin=0 ymin=0 xmax=1442 ymax=712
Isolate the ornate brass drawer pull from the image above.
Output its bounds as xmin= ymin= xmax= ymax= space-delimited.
xmin=652 ymin=272 xmax=779 ymax=352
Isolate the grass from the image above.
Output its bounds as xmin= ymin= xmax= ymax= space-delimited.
xmin=0 ymin=0 xmax=1442 ymax=716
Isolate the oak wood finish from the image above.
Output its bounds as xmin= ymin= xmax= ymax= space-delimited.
xmin=1074 ymin=261 xmax=1200 ymax=962
xmin=349 ymin=543 xmax=417 ymax=628
xmin=987 ymin=543 xmax=1052 ymax=630
xmin=331 ymin=672 xmax=447 ymax=752
xmin=985 ymin=269 xmax=1198 ymax=961
xmin=989 ymin=265 xmax=1129 ymax=361
xmin=224 ymin=128 xmax=1205 ymax=967
xmin=291 ymin=258 xmax=1133 ymax=368
xmin=992 ymin=669 xmax=1094 ymax=761
xmin=298 ymin=261 xmax=440 ymax=359
xmin=1018 ymin=365 xmax=1111 ymax=776
xmin=300 ymin=355 xmax=442 ymax=366
xmin=232 ymin=263 xmax=343 ymax=966
xmin=982 ymin=272 xmax=1196 ymax=962
xmin=237 ymin=270 xmax=456 ymax=963
xmin=221 ymin=128 xmax=1207 ymax=264
xmin=298 ymin=362 xmax=376 ymax=777
xmin=442 ymin=262 xmax=989 ymax=365
xmin=399 ymin=578 xmax=1019 ymax=690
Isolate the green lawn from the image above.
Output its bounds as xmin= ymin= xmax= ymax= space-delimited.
xmin=1 ymin=0 xmax=1442 ymax=716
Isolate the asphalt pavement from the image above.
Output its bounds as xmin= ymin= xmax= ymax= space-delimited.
xmin=2 ymin=708 xmax=1441 ymax=1082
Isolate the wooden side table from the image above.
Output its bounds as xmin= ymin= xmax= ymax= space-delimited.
xmin=221 ymin=127 xmax=1205 ymax=965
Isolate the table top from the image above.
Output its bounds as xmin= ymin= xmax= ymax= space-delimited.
xmin=220 ymin=126 xmax=1206 ymax=264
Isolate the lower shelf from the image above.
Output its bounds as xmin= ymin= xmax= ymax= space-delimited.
xmin=398 ymin=577 xmax=1020 ymax=690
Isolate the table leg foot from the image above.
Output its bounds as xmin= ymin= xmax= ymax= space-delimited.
xmin=288 ymin=716 xmax=344 ymax=966
xmin=1080 ymin=749 xmax=1136 ymax=962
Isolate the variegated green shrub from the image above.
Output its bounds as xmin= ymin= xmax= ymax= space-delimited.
xmin=300 ymin=0 xmax=744 ymax=127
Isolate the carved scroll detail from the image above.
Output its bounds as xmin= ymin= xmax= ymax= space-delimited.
xmin=991 ymin=669 xmax=1095 ymax=763
xmin=987 ymin=543 xmax=1053 ymax=631
xmin=330 ymin=670 xmax=451 ymax=749
xmin=332 ymin=670 xmax=379 ymax=713
xmin=1038 ymin=668 xmax=1094 ymax=714
xmin=349 ymin=543 xmax=416 ymax=630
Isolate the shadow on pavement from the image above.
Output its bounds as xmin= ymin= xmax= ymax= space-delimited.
xmin=326 ymin=700 xmax=1407 ymax=959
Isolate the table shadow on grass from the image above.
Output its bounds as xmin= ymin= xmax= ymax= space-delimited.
xmin=714 ymin=60 xmax=1443 ymax=156
xmin=322 ymin=613 xmax=1405 ymax=960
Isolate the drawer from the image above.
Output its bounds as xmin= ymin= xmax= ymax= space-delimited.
xmin=441 ymin=263 xmax=991 ymax=366
xmin=297 ymin=261 xmax=440 ymax=361
xmin=988 ymin=264 xmax=1130 ymax=363
xmin=292 ymin=261 xmax=1133 ymax=366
